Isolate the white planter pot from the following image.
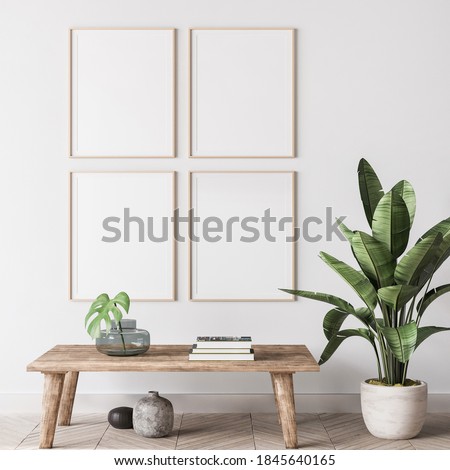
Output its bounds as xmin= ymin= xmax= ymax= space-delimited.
xmin=361 ymin=380 xmax=427 ymax=439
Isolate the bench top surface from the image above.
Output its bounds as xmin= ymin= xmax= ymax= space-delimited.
xmin=27 ymin=344 xmax=319 ymax=373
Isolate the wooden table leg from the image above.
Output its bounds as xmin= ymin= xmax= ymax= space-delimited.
xmin=40 ymin=373 xmax=65 ymax=449
xmin=58 ymin=371 xmax=79 ymax=426
xmin=270 ymin=374 xmax=282 ymax=425
xmin=270 ymin=372 xmax=298 ymax=449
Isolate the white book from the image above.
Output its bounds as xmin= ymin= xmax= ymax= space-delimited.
xmin=194 ymin=342 xmax=252 ymax=349
xmin=189 ymin=349 xmax=254 ymax=361
xmin=191 ymin=347 xmax=252 ymax=354
xmin=194 ymin=336 xmax=253 ymax=349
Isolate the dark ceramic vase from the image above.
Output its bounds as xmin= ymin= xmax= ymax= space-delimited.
xmin=107 ymin=406 xmax=134 ymax=429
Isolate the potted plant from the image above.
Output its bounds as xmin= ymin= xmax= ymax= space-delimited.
xmin=85 ymin=291 xmax=150 ymax=356
xmin=281 ymin=159 xmax=450 ymax=439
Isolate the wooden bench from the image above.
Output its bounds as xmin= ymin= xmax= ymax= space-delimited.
xmin=27 ymin=344 xmax=319 ymax=449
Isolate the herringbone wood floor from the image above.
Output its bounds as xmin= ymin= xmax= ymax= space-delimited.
xmin=1 ymin=413 xmax=449 ymax=450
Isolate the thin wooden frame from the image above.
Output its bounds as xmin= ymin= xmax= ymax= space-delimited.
xmin=70 ymin=171 xmax=176 ymax=301
xmin=189 ymin=28 xmax=296 ymax=158
xmin=69 ymin=28 xmax=176 ymax=158
xmin=189 ymin=171 xmax=296 ymax=301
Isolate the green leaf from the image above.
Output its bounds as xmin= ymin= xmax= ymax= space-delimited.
xmin=337 ymin=219 xmax=355 ymax=243
xmin=84 ymin=291 xmax=131 ymax=339
xmin=380 ymin=322 xmax=418 ymax=363
xmin=416 ymin=326 xmax=450 ymax=349
xmin=417 ymin=217 xmax=450 ymax=272
xmin=350 ymin=231 xmax=396 ymax=288
xmin=417 ymin=217 xmax=450 ymax=244
xmin=358 ymin=159 xmax=384 ymax=228
xmin=372 ymin=191 xmax=411 ymax=258
xmin=435 ymin=243 xmax=450 ymax=272
xmin=319 ymin=252 xmax=378 ymax=310
xmin=323 ymin=309 xmax=349 ymax=340
xmin=377 ymin=285 xmax=420 ymax=311
xmin=391 ymin=180 xmax=416 ymax=226
xmin=319 ymin=328 xmax=375 ymax=365
xmin=279 ymin=289 xmax=355 ymax=312
xmin=394 ymin=233 xmax=443 ymax=288
xmin=86 ymin=316 xmax=102 ymax=340
xmin=417 ymin=284 xmax=450 ymax=317
xmin=323 ymin=307 xmax=373 ymax=340
xmin=112 ymin=291 xmax=131 ymax=313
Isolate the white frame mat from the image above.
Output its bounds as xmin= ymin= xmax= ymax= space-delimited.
xmin=189 ymin=171 xmax=296 ymax=301
xmin=189 ymin=28 xmax=295 ymax=158
xmin=70 ymin=28 xmax=175 ymax=158
xmin=70 ymin=172 xmax=176 ymax=301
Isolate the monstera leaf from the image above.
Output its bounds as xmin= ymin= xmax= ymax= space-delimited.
xmin=85 ymin=292 xmax=130 ymax=339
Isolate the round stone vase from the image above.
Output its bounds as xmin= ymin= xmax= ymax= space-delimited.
xmin=133 ymin=391 xmax=174 ymax=438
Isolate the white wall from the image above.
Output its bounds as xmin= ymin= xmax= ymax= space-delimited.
xmin=1 ymin=0 xmax=450 ymax=410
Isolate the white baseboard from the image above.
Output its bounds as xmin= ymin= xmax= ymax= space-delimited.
xmin=1 ymin=393 xmax=450 ymax=414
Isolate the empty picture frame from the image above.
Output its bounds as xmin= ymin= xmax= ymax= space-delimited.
xmin=189 ymin=28 xmax=295 ymax=158
xmin=189 ymin=172 xmax=296 ymax=301
xmin=70 ymin=28 xmax=175 ymax=158
xmin=70 ymin=172 xmax=176 ymax=301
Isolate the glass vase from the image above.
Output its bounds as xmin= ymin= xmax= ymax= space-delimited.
xmin=95 ymin=319 xmax=150 ymax=356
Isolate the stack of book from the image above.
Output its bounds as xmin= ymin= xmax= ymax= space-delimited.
xmin=188 ymin=336 xmax=254 ymax=361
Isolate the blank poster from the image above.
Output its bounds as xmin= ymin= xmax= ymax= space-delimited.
xmin=71 ymin=172 xmax=175 ymax=300
xmin=190 ymin=172 xmax=295 ymax=300
xmin=71 ymin=29 xmax=175 ymax=157
xmin=190 ymin=29 xmax=294 ymax=158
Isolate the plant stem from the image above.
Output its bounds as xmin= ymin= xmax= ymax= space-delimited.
xmin=417 ymin=276 xmax=434 ymax=326
xmin=402 ymin=361 xmax=409 ymax=384
xmin=373 ymin=344 xmax=382 ymax=382
xmin=399 ymin=305 xmax=406 ymax=326
xmin=117 ymin=320 xmax=127 ymax=353
xmin=375 ymin=322 xmax=389 ymax=382
xmin=406 ymin=296 xmax=417 ymax=325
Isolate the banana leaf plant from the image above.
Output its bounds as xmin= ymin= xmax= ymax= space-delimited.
xmin=281 ymin=159 xmax=450 ymax=385
xmin=85 ymin=292 xmax=130 ymax=352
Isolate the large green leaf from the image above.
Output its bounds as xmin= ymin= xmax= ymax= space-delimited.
xmin=380 ymin=322 xmax=418 ymax=363
xmin=417 ymin=217 xmax=450 ymax=272
xmin=372 ymin=191 xmax=411 ymax=258
xmin=350 ymin=231 xmax=396 ymax=288
xmin=337 ymin=220 xmax=355 ymax=243
xmin=417 ymin=284 xmax=450 ymax=317
xmin=394 ymin=233 xmax=443 ymax=288
xmin=319 ymin=328 xmax=376 ymax=365
xmin=84 ymin=292 xmax=130 ymax=339
xmin=279 ymin=289 xmax=355 ymax=312
xmin=323 ymin=307 xmax=373 ymax=340
xmin=416 ymin=326 xmax=450 ymax=349
xmin=391 ymin=180 xmax=416 ymax=226
xmin=319 ymin=252 xmax=378 ymax=310
xmin=358 ymin=159 xmax=384 ymax=228
xmin=417 ymin=217 xmax=450 ymax=244
xmin=377 ymin=285 xmax=420 ymax=311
